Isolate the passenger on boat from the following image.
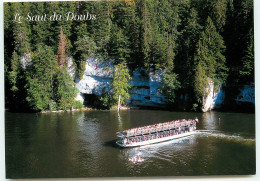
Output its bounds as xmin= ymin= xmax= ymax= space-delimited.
xmin=120 ymin=118 xmax=196 ymax=138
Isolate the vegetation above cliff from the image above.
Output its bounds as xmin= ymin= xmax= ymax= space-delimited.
xmin=4 ymin=0 xmax=254 ymax=111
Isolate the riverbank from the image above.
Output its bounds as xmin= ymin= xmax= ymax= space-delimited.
xmin=41 ymin=107 xmax=92 ymax=113
xmin=40 ymin=105 xmax=140 ymax=113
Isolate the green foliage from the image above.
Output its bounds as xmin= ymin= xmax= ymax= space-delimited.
xmin=4 ymin=0 xmax=254 ymax=111
xmin=73 ymin=100 xmax=84 ymax=109
xmin=75 ymin=35 xmax=97 ymax=60
xmin=48 ymin=100 xmax=57 ymax=111
xmin=191 ymin=103 xmax=198 ymax=111
xmin=54 ymin=68 xmax=78 ymax=110
xmin=109 ymin=26 xmax=130 ymax=63
xmin=239 ymin=28 xmax=254 ymax=81
xmin=191 ymin=0 xmax=228 ymax=32
xmin=223 ymin=0 xmax=253 ymax=84
xmin=26 ymin=45 xmax=78 ymax=111
xmin=193 ymin=17 xmax=228 ymax=103
xmin=160 ymin=73 xmax=181 ymax=104
xmin=25 ymin=45 xmax=57 ymax=111
xmin=99 ymin=89 xmax=113 ymax=109
xmin=175 ymin=7 xmax=202 ymax=94
xmin=194 ymin=63 xmax=208 ymax=103
xmin=11 ymin=3 xmax=31 ymax=54
xmin=77 ymin=60 xmax=86 ymax=80
xmin=75 ymin=35 xmax=97 ymax=79
xmin=9 ymin=51 xmax=20 ymax=92
xmin=112 ymin=61 xmax=132 ymax=107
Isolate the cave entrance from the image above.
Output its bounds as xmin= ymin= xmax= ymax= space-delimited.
xmin=84 ymin=93 xmax=110 ymax=109
xmin=84 ymin=94 xmax=100 ymax=108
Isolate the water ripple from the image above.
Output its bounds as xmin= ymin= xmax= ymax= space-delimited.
xmin=196 ymin=130 xmax=255 ymax=143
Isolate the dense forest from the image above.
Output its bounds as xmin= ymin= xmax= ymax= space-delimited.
xmin=4 ymin=0 xmax=254 ymax=112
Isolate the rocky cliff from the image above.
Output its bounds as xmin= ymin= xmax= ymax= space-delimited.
xmin=67 ymin=58 xmax=254 ymax=111
xmin=67 ymin=58 xmax=167 ymax=107
xmin=201 ymin=79 xmax=224 ymax=112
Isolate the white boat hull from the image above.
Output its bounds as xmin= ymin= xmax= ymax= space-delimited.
xmin=116 ymin=131 xmax=196 ymax=148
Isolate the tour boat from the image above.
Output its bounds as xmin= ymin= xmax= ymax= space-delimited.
xmin=116 ymin=118 xmax=198 ymax=148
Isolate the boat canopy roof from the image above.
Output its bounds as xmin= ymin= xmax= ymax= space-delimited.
xmin=117 ymin=119 xmax=197 ymax=138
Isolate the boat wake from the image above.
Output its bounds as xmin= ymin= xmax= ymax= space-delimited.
xmin=121 ymin=130 xmax=255 ymax=165
xmin=196 ymin=130 xmax=255 ymax=143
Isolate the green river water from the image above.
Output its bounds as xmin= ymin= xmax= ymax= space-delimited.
xmin=5 ymin=110 xmax=255 ymax=178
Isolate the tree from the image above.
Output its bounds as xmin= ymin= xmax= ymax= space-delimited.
xmin=175 ymin=7 xmax=202 ymax=103
xmin=8 ymin=50 xmax=28 ymax=109
xmin=166 ymin=36 xmax=175 ymax=72
xmin=223 ymin=0 xmax=253 ymax=84
xmin=54 ymin=68 xmax=78 ymax=110
xmin=3 ymin=0 xmax=254 ymax=112
xmin=56 ymin=27 xmax=67 ymax=68
xmin=141 ymin=0 xmax=153 ymax=71
xmin=9 ymin=51 xmax=20 ymax=93
xmin=75 ymin=35 xmax=97 ymax=79
xmin=111 ymin=61 xmax=132 ymax=111
xmin=109 ymin=26 xmax=130 ymax=64
xmin=11 ymin=2 xmax=31 ymax=54
xmin=191 ymin=0 xmax=228 ymax=32
xmin=160 ymin=73 xmax=180 ymax=104
xmin=239 ymin=28 xmax=254 ymax=82
xmin=26 ymin=45 xmax=57 ymax=111
xmin=194 ymin=62 xmax=207 ymax=103
xmin=193 ymin=17 xmax=228 ymax=103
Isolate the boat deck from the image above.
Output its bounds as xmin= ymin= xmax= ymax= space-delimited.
xmin=116 ymin=130 xmax=196 ymax=147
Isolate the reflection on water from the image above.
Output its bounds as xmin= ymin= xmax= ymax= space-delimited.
xmin=201 ymin=111 xmax=220 ymax=130
xmin=5 ymin=110 xmax=255 ymax=178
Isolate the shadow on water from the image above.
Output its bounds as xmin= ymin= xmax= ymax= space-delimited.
xmin=103 ymin=139 xmax=119 ymax=148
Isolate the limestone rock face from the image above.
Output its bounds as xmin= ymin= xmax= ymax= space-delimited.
xmin=128 ymin=69 xmax=166 ymax=107
xmin=69 ymin=58 xmax=255 ymax=111
xmin=201 ymin=80 xmax=255 ymax=112
xmin=21 ymin=53 xmax=31 ymax=69
xmin=66 ymin=57 xmax=76 ymax=78
xmin=201 ymin=79 xmax=224 ymax=112
xmin=75 ymin=58 xmax=114 ymax=95
xmin=70 ymin=58 xmax=167 ymax=107
xmin=236 ymin=83 xmax=255 ymax=104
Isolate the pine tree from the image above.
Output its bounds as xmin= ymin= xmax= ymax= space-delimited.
xmin=166 ymin=37 xmax=175 ymax=72
xmin=193 ymin=17 xmax=228 ymax=102
xmin=239 ymin=28 xmax=254 ymax=82
xmin=194 ymin=62 xmax=207 ymax=103
xmin=175 ymin=8 xmax=202 ymax=91
xmin=75 ymin=35 xmax=97 ymax=79
xmin=9 ymin=51 xmax=20 ymax=93
xmin=12 ymin=2 xmax=31 ymax=54
xmin=54 ymin=68 xmax=78 ymax=111
xmin=56 ymin=27 xmax=67 ymax=68
xmin=223 ymin=0 xmax=253 ymax=84
xmin=191 ymin=0 xmax=228 ymax=32
xmin=111 ymin=61 xmax=132 ymax=111
xmin=110 ymin=26 xmax=130 ymax=63
xmin=26 ymin=45 xmax=57 ymax=111
xmin=123 ymin=0 xmax=143 ymax=69
xmin=86 ymin=1 xmax=111 ymax=54
xmin=142 ymin=0 xmax=153 ymax=71
xmin=30 ymin=2 xmax=53 ymax=50
xmin=160 ymin=73 xmax=180 ymax=104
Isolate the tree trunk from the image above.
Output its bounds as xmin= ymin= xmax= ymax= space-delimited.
xmin=117 ymin=95 xmax=121 ymax=112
